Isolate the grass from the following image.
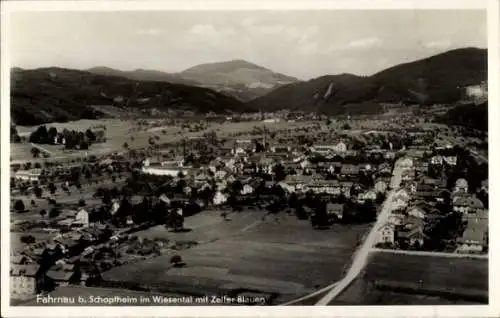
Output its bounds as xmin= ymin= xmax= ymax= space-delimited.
xmin=333 ymin=251 xmax=488 ymax=305
xmin=102 ymin=211 xmax=371 ymax=303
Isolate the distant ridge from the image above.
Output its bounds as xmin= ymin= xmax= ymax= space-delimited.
xmin=249 ymin=47 xmax=487 ymax=115
xmin=11 ymin=67 xmax=248 ymax=126
xmin=86 ymin=60 xmax=299 ymax=102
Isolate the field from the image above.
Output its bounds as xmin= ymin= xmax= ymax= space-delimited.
xmin=12 ymin=118 xmax=319 ymax=163
xmin=102 ymin=210 xmax=371 ymax=303
xmin=333 ymin=251 xmax=488 ymax=305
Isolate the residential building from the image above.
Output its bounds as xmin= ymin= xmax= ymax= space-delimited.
xmin=10 ymin=264 xmax=43 ymax=298
xmin=75 ymin=209 xmax=89 ymax=228
xmin=453 ymin=195 xmax=484 ymax=215
xmin=377 ymin=223 xmax=395 ymax=244
xmin=326 ymin=203 xmax=344 ymax=221
xmin=454 ymin=178 xmax=469 ymax=193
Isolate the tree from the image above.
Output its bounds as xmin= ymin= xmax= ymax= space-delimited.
xmin=20 ymin=235 xmax=36 ymax=244
xmin=170 ymin=255 xmax=186 ymax=267
xmin=34 ymin=186 xmax=43 ymax=198
xmin=48 ymin=182 xmax=57 ymax=195
xmin=123 ymin=142 xmax=129 ymax=149
xmin=49 ymin=207 xmax=61 ymax=218
xmin=31 ymin=147 xmax=41 ymax=158
xmin=166 ymin=210 xmax=184 ymax=232
xmin=39 ymin=209 xmax=47 ymax=218
xmin=14 ymin=200 xmax=25 ymax=213
xmin=78 ymin=198 xmax=86 ymax=207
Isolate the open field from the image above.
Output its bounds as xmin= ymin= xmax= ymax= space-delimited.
xmin=101 ymin=210 xmax=371 ymax=303
xmin=12 ymin=118 xmax=322 ymax=163
xmin=332 ymin=251 xmax=488 ymax=305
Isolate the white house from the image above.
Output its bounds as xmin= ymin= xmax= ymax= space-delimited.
xmin=374 ymin=180 xmax=388 ymax=193
xmin=334 ymin=141 xmax=347 ymax=153
xmin=407 ymin=206 xmax=426 ymax=219
xmin=396 ymin=157 xmax=413 ymax=169
xmin=240 ymin=184 xmax=254 ymax=195
xmin=75 ymin=209 xmax=89 ymax=227
xmin=377 ymin=223 xmax=395 ymax=245
xmin=213 ymin=191 xmax=227 ymax=206
xmin=454 ymin=178 xmax=469 ymax=193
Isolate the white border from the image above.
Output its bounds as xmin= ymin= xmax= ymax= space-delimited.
xmin=1 ymin=0 xmax=498 ymax=317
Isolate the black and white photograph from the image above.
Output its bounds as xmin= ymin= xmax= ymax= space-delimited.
xmin=1 ymin=0 xmax=498 ymax=317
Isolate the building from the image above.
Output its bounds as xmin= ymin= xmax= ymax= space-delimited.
xmin=456 ymin=227 xmax=487 ymax=253
xmin=10 ymin=264 xmax=43 ymax=298
xmin=213 ymin=191 xmax=227 ymax=206
xmin=377 ymin=223 xmax=395 ymax=245
xmin=453 ymin=195 xmax=484 ymax=215
xmin=14 ymin=169 xmax=43 ymax=182
xmin=75 ymin=209 xmax=89 ymax=228
xmin=326 ymin=203 xmax=344 ymax=221
xmin=374 ymin=180 xmax=388 ymax=193
xmin=454 ymin=178 xmax=469 ymax=193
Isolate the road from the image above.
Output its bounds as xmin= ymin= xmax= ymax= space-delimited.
xmin=30 ymin=142 xmax=54 ymax=155
xmin=315 ymin=164 xmax=403 ymax=305
xmin=371 ymin=247 xmax=488 ymax=259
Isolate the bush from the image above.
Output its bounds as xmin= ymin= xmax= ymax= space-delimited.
xmin=20 ymin=235 xmax=36 ymax=244
xmin=14 ymin=200 xmax=25 ymax=213
xmin=170 ymin=255 xmax=185 ymax=267
xmin=49 ymin=207 xmax=61 ymax=218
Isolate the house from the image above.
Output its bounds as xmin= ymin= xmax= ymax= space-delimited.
xmin=240 ymin=184 xmax=254 ymax=195
xmin=454 ymin=178 xmax=469 ymax=193
xmin=396 ymin=157 xmax=413 ymax=169
xmin=407 ymin=206 xmax=426 ymax=219
xmin=443 ymin=156 xmax=458 ymax=166
xmin=334 ymin=141 xmax=347 ymax=153
xmin=46 ymin=263 xmax=80 ymax=287
xmin=14 ymin=169 xmax=43 ymax=182
xmin=213 ymin=191 xmax=227 ymax=206
xmin=396 ymin=224 xmax=425 ymax=247
xmin=430 ymin=155 xmax=443 ymax=165
xmin=401 ymin=169 xmax=416 ymax=181
xmin=456 ymin=226 xmax=488 ymax=253
xmin=341 ymin=164 xmax=360 ymax=177
xmin=377 ymin=223 xmax=395 ymax=245
xmin=307 ymin=180 xmax=342 ymax=195
xmin=357 ymin=190 xmax=377 ymax=203
xmin=214 ymin=170 xmax=228 ymax=180
xmin=10 ymin=264 xmax=43 ymax=298
xmin=453 ymin=195 xmax=484 ymax=215
xmin=326 ymin=203 xmax=344 ymax=221
xmin=74 ymin=208 xmax=89 ymax=228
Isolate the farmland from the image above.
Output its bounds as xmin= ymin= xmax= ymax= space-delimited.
xmin=11 ymin=118 xmax=319 ymax=163
xmin=332 ymin=251 xmax=488 ymax=305
xmin=101 ymin=210 xmax=371 ymax=303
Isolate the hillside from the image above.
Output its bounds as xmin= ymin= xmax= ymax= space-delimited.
xmin=87 ymin=60 xmax=299 ymax=102
xmin=179 ymin=60 xmax=299 ymax=101
xmin=436 ymin=101 xmax=488 ymax=131
xmin=11 ymin=67 xmax=248 ymax=125
xmin=87 ymin=67 xmax=198 ymax=86
xmin=249 ymin=48 xmax=487 ymax=115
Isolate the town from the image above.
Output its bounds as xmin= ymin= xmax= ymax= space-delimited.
xmin=9 ymin=106 xmax=489 ymax=305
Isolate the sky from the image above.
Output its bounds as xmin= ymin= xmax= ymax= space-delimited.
xmin=9 ymin=10 xmax=487 ymax=80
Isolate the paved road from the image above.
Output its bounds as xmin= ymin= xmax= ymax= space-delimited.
xmin=371 ymin=247 xmax=488 ymax=259
xmin=315 ymin=164 xmax=403 ymax=305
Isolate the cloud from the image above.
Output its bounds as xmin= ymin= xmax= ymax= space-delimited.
xmin=424 ymin=39 xmax=452 ymax=49
xmin=135 ymin=28 xmax=162 ymax=36
xmin=347 ymin=37 xmax=382 ymax=48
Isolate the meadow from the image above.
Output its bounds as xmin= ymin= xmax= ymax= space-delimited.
xmin=102 ymin=210 xmax=371 ymax=303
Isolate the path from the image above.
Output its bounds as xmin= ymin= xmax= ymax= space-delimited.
xmin=30 ymin=143 xmax=54 ymax=155
xmin=315 ymin=164 xmax=403 ymax=305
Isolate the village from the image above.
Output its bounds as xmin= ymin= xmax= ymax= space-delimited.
xmin=9 ymin=114 xmax=489 ymax=303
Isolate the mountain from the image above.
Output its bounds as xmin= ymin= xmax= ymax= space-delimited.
xmin=178 ymin=59 xmax=299 ymax=101
xmin=86 ymin=60 xmax=299 ymax=102
xmin=249 ymin=48 xmax=487 ymax=115
xmin=11 ymin=67 xmax=248 ymax=126
xmin=436 ymin=101 xmax=488 ymax=131
xmin=87 ymin=67 xmax=198 ymax=86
